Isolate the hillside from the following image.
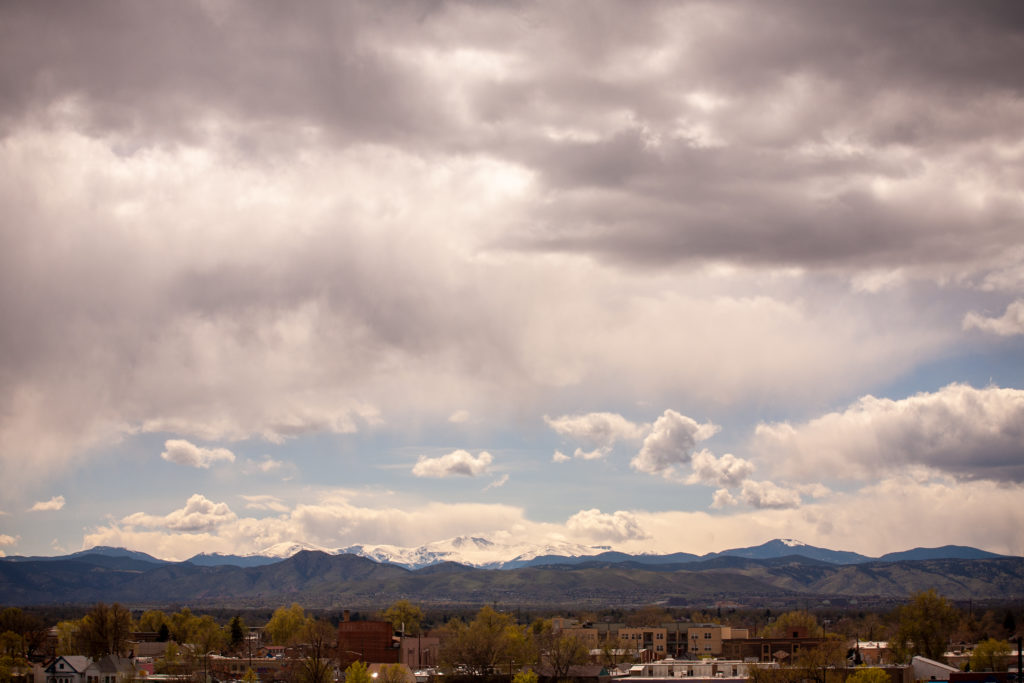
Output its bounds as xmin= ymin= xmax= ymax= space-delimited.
xmin=1 ymin=550 xmax=1021 ymax=608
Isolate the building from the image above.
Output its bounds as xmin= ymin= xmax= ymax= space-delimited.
xmin=626 ymin=658 xmax=769 ymax=681
xmin=83 ymin=655 xmax=133 ymax=683
xmin=338 ymin=612 xmax=399 ymax=666
xmin=686 ymin=626 xmax=750 ymax=658
xmin=44 ymin=656 xmax=92 ymax=683
xmin=619 ymin=628 xmax=669 ymax=660
xmin=399 ymin=635 xmax=440 ymax=670
xmin=720 ymin=634 xmax=831 ymax=663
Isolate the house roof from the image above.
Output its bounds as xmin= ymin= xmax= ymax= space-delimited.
xmin=48 ymin=656 xmax=92 ymax=673
xmin=92 ymin=655 xmax=134 ymax=674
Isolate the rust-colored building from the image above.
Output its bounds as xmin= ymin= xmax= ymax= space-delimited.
xmin=338 ymin=613 xmax=399 ymax=666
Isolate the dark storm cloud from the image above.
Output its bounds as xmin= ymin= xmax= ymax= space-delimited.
xmin=0 ymin=1 xmax=447 ymax=143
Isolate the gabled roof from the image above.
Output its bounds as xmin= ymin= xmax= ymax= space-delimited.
xmin=92 ymin=655 xmax=134 ymax=674
xmin=47 ymin=656 xmax=92 ymax=673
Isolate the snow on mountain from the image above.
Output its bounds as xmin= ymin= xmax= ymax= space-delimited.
xmin=340 ymin=535 xmax=604 ymax=569
xmin=780 ymin=539 xmax=807 ymax=547
xmin=251 ymin=541 xmax=334 ymax=559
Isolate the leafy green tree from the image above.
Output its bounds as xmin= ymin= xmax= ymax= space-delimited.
xmin=846 ymin=669 xmax=890 ymax=683
xmin=765 ymin=611 xmax=824 ymax=638
xmin=893 ymin=590 xmax=959 ymax=662
xmin=440 ymin=606 xmax=530 ymax=676
xmin=970 ymin=639 xmax=1011 ymax=672
xmin=345 ymin=660 xmax=372 ymax=683
xmin=0 ymin=632 xmax=22 ymax=658
xmin=137 ymin=609 xmax=170 ymax=634
xmin=266 ymin=603 xmax=309 ymax=646
xmin=382 ymin=600 xmax=425 ymax=636
xmin=190 ymin=614 xmax=227 ymax=655
xmin=55 ymin=621 xmax=79 ymax=656
xmin=170 ymin=608 xmax=198 ymax=644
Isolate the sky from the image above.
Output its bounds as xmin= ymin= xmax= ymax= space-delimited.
xmin=1 ymin=1 xmax=1024 ymax=563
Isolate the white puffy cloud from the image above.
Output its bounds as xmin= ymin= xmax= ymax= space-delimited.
xmin=737 ymin=480 xmax=802 ymax=510
xmin=754 ymin=383 xmax=1024 ymax=482
xmin=122 ymin=493 xmax=237 ymax=533
xmin=687 ymin=450 xmax=755 ymax=488
xmin=78 ymin=474 xmax=1024 ymax=560
xmin=0 ymin=534 xmax=18 ymax=547
xmin=30 ymin=495 xmax=65 ymax=511
xmin=631 ymin=410 xmax=720 ymax=478
xmin=412 ymin=450 xmax=493 ymax=478
xmin=552 ymin=450 xmax=571 ymax=463
xmin=545 ymin=412 xmax=647 ymax=459
xmin=161 ymin=439 xmax=235 ymax=469
xmin=711 ymin=488 xmax=737 ymax=509
xmin=566 ymin=509 xmax=649 ymax=543
xmin=964 ymin=299 xmax=1024 ymax=336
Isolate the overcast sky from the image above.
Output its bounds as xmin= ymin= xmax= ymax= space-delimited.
xmin=2 ymin=1 xmax=1024 ymax=562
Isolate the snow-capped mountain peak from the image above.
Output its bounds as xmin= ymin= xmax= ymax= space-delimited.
xmin=251 ymin=541 xmax=333 ymax=558
xmin=338 ymin=536 xmax=603 ymax=569
xmin=780 ymin=539 xmax=807 ymax=547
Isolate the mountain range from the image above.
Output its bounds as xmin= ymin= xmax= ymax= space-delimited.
xmin=1 ymin=538 xmax=1020 ymax=608
xmin=188 ymin=537 xmax=1007 ymax=570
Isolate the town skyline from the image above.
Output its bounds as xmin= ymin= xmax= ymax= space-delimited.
xmin=1 ymin=2 xmax=1023 ymax=561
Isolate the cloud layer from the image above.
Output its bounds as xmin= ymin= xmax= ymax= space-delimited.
xmin=754 ymin=384 xmax=1024 ymax=482
xmin=1 ymin=1 xmax=1022 ymax=559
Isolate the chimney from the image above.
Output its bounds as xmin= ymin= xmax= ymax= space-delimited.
xmin=343 ymin=610 xmax=350 ymax=622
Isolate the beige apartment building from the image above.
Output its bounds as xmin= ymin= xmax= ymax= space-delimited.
xmin=618 ymin=627 xmax=670 ymax=658
xmin=686 ymin=625 xmax=749 ymax=657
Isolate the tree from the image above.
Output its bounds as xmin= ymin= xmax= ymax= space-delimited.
xmin=532 ymin=620 xmax=588 ymax=681
xmin=440 ymin=606 xmax=530 ymax=676
xmin=512 ymin=672 xmax=538 ymax=683
xmin=846 ymin=669 xmax=890 ymax=683
xmin=383 ymin=600 xmax=425 ymax=637
xmin=893 ymin=590 xmax=959 ymax=662
xmin=970 ymin=639 xmax=1011 ymax=672
xmin=765 ymin=611 xmax=823 ymax=638
xmin=345 ymin=660 xmax=372 ymax=683
xmin=790 ymin=635 xmax=848 ymax=683
xmin=78 ymin=603 xmax=133 ymax=657
xmin=137 ymin=610 xmax=170 ymax=634
xmin=190 ymin=615 xmax=227 ymax=655
xmin=377 ymin=663 xmax=409 ymax=683
xmin=266 ymin=604 xmax=309 ymax=646
xmin=0 ymin=608 xmax=46 ymax=660
xmin=55 ymin=621 xmax=79 ymax=656
xmin=625 ymin=606 xmax=672 ymax=627
xmin=297 ymin=619 xmax=336 ymax=683
xmin=170 ymin=608 xmax=198 ymax=644
xmin=230 ymin=616 xmax=247 ymax=652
